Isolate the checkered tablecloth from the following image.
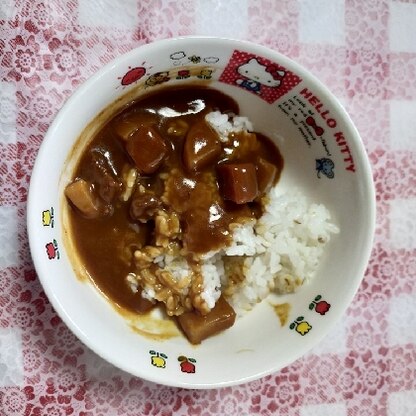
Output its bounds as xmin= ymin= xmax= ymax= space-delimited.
xmin=1 ymin=0 xmax=416 ymax=415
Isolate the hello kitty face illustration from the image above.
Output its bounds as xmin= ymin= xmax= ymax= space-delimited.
xmin=236 ymin=58 xmax=285 ymax=94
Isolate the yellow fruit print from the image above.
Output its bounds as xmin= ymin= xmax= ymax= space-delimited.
xmin=42 ymin=207 xmax=54 ymax=227
xmin=149 ymin=350 xmax=167 ymax=368
xmin=296 ymin=321 xmax=312 ymax=335
xmin=290 ymin=316 xmax=312 ymax=336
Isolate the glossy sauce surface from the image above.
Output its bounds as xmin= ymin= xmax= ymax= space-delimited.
xmin=68 ymin=86 xmax=283 ymax=313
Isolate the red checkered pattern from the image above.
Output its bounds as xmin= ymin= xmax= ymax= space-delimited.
xmin=1 ymin=0 xmax=416 ymax=415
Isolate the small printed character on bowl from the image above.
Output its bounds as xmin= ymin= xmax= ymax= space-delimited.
xmin=177 ymin=69 xmax=191 ymax=79
xmin=42 ymin=207 xmax=54 ymax=227
xmin=149 ymin=350 xmax=168 ymax=368
xmin=146 ymin=72 xmax=170 ymax=87
xmin=309 ymin=295 xmax=331 ymax=315
xmin=290 ymin=316 xmax=312 ymax=336
xmin=316 ymin=158 xmax=335 ymax=179
xmin=178 ymin=356 xmax=196 ymax=373
xmin=236 ymin=58 xmax=285 ymax=94
xmin=45 ymin=239 xmax=59 ymax=260
xmin=197 ymin=69 xmax=213 ymax=80
xmin=188 ymin=55 xmax=201 ymax=64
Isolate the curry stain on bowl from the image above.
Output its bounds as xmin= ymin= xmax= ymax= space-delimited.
xmin=128 ymin=310 xmax=181 ymax=341
xmin=271 ymin=302 xmax=291 ymax=327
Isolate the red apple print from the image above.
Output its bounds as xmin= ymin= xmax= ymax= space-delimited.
xmin=177 ymin=69 xmax=191 ymax=79
xmin=180 ymin=361 xmax=195 ymax=373
xmin=45 ymin=242 xmax=55 ymax=259
xmin=45 ymin=239 xmax=60 ymax=260
xmin=315 ymin=300 xmax=331 ymax=315
xmin=178 ymin=355 xmax=196 ymax=373
xmin=309 ymin=295 xmax=331 ymax=315
xmin=121 ymin=67 xmax=146 ymax=86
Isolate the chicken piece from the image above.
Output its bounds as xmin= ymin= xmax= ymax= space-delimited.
xmin=126 ymin=126 xmax=167 ymax=174
xmin=217 ymin=163 xmax=258 ymax=204
xmin=89 ymin=149 xmax=122 ymax=203
xmin=65 ymin=179 xmax=102 ymax=218
xmin=95 ymin=170 xmax=121 ymax=203
xmin=183 ymin=120 xmax=221 ymax=172
xmin=130 ymin=191 xmax=161 ymax=223
xmin=256 ymin=157 xmax=277 ymax=194
xmin=177 ymin=296 xmax=236 ymax=344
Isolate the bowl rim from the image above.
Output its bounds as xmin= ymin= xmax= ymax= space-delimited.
xmin=27 ymin=35 xmax=376 ymax=388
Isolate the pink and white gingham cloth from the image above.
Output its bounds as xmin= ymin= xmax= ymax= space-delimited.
xmin=1 ymin=0 xmax=416 ymax=415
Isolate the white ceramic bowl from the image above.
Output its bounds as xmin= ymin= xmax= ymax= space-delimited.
xmin=27 ymin=37 xmax=375 ymax=388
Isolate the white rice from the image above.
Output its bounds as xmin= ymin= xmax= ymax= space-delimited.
xmin=200 ymin=261 xmax=223 ymax=309
xmin=205 ymin=111 xmax=253 ymax=142
xmin=188 ymin=187 xmax=338 ymax=314
xmin=135 ymin=112 xmax=339 ymax=315
xmin=225 ymin=188 xmax=338 ymax=312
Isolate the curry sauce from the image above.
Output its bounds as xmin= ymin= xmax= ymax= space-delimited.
xmin=66 ymin=86 xmax=284 ymax=342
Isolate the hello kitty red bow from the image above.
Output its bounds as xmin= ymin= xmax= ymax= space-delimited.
xmin=265 ymin=64 xmax=285 ymax=80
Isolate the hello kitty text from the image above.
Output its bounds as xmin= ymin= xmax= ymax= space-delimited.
xmin=299 ymin=87 xmax=356 ymax=173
